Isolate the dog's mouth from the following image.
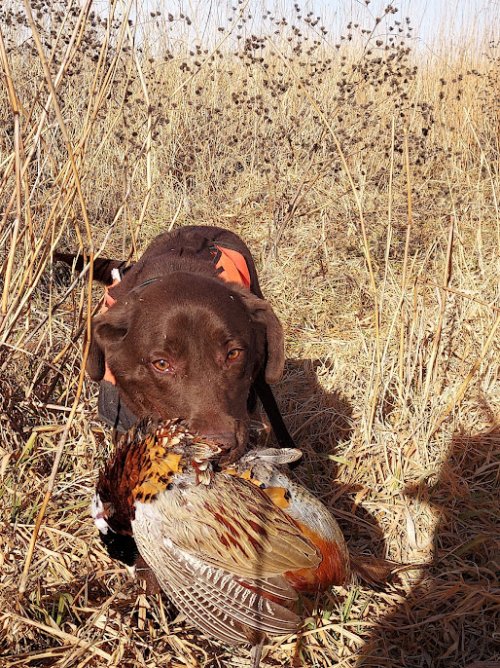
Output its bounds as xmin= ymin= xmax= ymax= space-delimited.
xmin=206 ymin=420 xmax=248 ymax=466
xmin=115 ymin=393 xmax=253 ymax=465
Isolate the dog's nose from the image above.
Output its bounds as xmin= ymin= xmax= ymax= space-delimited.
xmin=200 ymin=431 xmax=237 ymax=451
xmin=187 ymin=418 xmax=248 ymax=463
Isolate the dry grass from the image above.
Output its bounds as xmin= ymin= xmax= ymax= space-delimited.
xmin=0 ymin=1 xmax=499 ymax=666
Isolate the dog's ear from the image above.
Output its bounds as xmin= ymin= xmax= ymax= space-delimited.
xmin=86 ymin=306 xmax=129 ymax=381
xmin=234 ymin=288 xmax=285 ymax=384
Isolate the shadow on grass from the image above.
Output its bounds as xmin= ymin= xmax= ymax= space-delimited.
xmin=271 ymin=358 xmax=389 ymax=560
xmin=356 ymin=425 xmax=500 ymax=668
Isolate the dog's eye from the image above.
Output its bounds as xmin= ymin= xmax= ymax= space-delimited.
xmin=226 ymin=349 xmax=242 ymax=362
xmin=152 ymin=359 xmax=173 ymax=373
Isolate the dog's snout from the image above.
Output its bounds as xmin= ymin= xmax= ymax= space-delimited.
xmin=197 ymin=430 xmax=237 ymax=450
xmin=187 ymin=415 xmax=248 ymax=459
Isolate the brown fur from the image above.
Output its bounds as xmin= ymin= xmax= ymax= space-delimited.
xmin=66 ymin=226 xmax=296 ymax=460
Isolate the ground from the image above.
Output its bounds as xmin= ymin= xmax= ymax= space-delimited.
xmin=0 ymin=1 xmax=499 ymax=666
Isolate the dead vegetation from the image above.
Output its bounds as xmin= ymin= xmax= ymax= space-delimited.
xmin=0 ymin=1 xmax=499 ymax=666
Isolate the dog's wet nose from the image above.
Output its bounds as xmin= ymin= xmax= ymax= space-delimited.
xmin=200 ymin=431 xmax=237 ymax=451
xmin=188 ymin=418 xmax=248 ymax=464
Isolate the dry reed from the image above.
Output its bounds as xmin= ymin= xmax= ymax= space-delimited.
xmin=0 ymin=1 xmax=498 ymax=666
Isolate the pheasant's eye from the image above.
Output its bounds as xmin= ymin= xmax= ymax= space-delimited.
xmin=152 ymin=359 xmax=173 ymax=373
xmin=226 ymin=349 xmax=242 ymax=362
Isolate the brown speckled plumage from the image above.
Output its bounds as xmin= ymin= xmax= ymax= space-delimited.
xmin=93 ymin=419 xmax=350 ymax=664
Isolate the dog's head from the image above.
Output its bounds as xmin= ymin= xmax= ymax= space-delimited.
xmin=87 ymin=273 xmax=284 ymax=461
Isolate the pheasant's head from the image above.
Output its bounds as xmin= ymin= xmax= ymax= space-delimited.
xmin=93 ymin=418 xmax=225 ymax=530
xmin=91 ymin=491 xmax=113 ymax=534
xmin=91 ymin=490 xmax=140 ymax=567
xmin=92 ymin=418 xmax=225 ymax=568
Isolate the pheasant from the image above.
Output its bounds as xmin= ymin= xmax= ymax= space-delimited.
xmin=92 ymin=419 xmax=350 ymax=666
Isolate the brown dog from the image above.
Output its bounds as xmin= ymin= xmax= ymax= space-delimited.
xmin=58 ymin=226 xmax=295 ymax=461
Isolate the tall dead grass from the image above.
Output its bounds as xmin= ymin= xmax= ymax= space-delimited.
xmin=0 ymin=1 xmax=499 ymax=666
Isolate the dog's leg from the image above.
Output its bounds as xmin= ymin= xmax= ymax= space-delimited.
xmin=254 ymin=372 xmax=297 ymax=451
xmin=54 ymin=252 xmax=130 ymax=285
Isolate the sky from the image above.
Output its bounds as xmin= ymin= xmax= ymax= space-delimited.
xmin=367 ymin=0 xmax=498 ymax=46
xmin=95 ymin=0 xmax=499 ymax=54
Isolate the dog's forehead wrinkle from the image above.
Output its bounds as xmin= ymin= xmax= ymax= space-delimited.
xmin=168 ymin=305 xmax=249 ymax=339
xmin=130 ymin=281 xmax=250 ymax=328
xmin=82 ymin=226 xmax=291 ymax=457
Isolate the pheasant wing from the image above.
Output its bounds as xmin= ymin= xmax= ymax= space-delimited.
xmin=132 ymin=501 xmax=302 ymax=645
xmin=147 ymin=471 xmax=320 ymax=580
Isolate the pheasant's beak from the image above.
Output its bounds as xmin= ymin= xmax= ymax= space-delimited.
xmin=124 ymin=564 xmax=136 ymax=579
xmin=91 ymin=493 xmax=111 ymax=535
